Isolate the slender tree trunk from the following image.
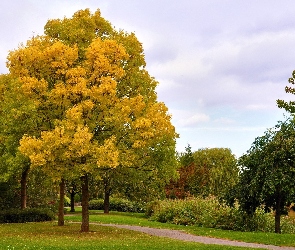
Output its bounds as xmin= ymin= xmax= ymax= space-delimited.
xmin=20 ymin=166 xmax=29 ymax=209
xmin=58 ymin=178 xmax=65 ymax=226
xmin=104 ymin=178 xmax=110 ymax=214
xmin=104 ymin=189 xmax=110 ymax=214
xmin=275 ymin=193 xmax=282 ymax=234
xmin=70 ymin=189 xmax=75 ymax=212
xmin=81 ymin=174 xmax=89 ymax=232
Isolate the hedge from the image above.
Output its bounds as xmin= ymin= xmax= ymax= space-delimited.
xmin=0 ymin=208 xmax=56 ymax=223
xmin=89 ymin=198 xmax=145 ymax=213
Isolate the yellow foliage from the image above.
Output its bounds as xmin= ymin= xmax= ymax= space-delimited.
xmin=65 ymin=67 xmax=87 ymax=85
xmin=134 ymin=118 xmax=152 ymax=130
xmin=95 ymin=136 xmax=119 ymax=168
xmin=69 ymin=125 xmax=93 ymax=157
xmin=132 ymin=140 xmax=146 ymax=149
xmin=19 ymin=136 xmax=46 ymax=166
xmin=10 ymin=9 xmax=177 ymax=181
xmin=20 ymin=77 xmax=48 ymax=98
xmin=85 ymin=38 xmax=128 ymax=82
xmin=7 ymin=37 xmax=78 ymax=80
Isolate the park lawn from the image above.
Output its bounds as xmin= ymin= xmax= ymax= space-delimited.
xmin=65 ymin=209 xmax=295 ymax=247
xmin=0 ymin=222 xmax=258 ymax=250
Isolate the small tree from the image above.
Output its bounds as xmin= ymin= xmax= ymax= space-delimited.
xmin=237 ymin=118 xmax=295 ymax=233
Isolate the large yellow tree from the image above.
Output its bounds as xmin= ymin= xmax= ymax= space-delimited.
xmin=7 ymin=9 xmax=177 ymax=232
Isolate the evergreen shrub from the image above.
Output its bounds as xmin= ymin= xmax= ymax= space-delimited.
xmin=0 ymin=208 xmax=55 ymax=223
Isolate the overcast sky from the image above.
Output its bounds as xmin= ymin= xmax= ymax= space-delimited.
xmin=1 ymin=0 xmax=294 ymax=157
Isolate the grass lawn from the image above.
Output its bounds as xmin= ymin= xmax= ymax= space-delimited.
xmin=64 ymin=208 xmax=295 ymax=247
xmin=0 ymin=222 xmax=258 ymax=250
xmin=0 ymin=208 xmax=294 ymax=249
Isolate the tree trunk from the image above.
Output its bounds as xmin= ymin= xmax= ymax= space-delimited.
xmin=58 ymin=178 xmax=65 ymax=226
xmin=81 ymin=174 xmax=89 ymax=232
xmin=20 ymin=166 xmax=29 ymax=209
xmin=104 ymin=189 xmax=110 ymax=214
xmin=275 ymin=193 xmax=282 ymax=234
xmin=104 ymin=178 xmax=111 ymax=214
xmin=70 ymin=189 xmax=75 ymax=212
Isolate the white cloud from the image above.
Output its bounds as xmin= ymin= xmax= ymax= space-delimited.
xmin=1 ymin=0 xmax=294 ymax=156
xmin=177 ymin=113 xmax=210 ymax=127
xmin=214 ymin=117 xmax=236 ymax=125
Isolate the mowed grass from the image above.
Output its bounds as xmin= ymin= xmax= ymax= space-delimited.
xmin=0 ymin=208 xmax=294 ymax=249
xmin=0 ymin=222 xmax=257 ymax=250
xmin=65 ymin=208 xmax=295 ymax=247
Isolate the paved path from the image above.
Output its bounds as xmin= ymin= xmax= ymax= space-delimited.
xmin=97 ymin=223 xmax=295 ymax=250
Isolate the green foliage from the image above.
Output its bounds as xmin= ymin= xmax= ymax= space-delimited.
xmin=74 ymin=193 xmax=81 ymax=203
xmin=0 ymin=208 xmax=55 ymax=223
xmin=26 ymin=167 xmax=59 ymax=210
xmin=192 ymin=148 xmax=238 ymax=197
xmin=89 ymin=198 xmax=145 ymax=213
xmin=236 ymin=118 xmax=295 ymax=233
xmin=277 ymin=69 xmax=295 ymax=113
xmin=146 ymin=197 xmax=295 ymax=233
xmin=179 ymin=144 xmax=194 ymax=166
xmin=167 ymin=148 xmax=238 ymax=199
xmin=0 ymin=178 xmax=20 ymax=209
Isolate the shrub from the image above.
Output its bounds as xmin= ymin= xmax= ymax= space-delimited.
xmin=89 ymin=198 xmax=145 ymax=213
xmin=89 ymin=199 xmax=104 ymax=210
xmin=74 ymin=193 xmax=81 ymax=203
xmin=146 ymin=197 xmax=295 ymax=233
xmin=0 ymin=180 xmax=21 ymax=210
xmin=0 ymin=208 xmax=56 ymax=223
xmin=281 ymin=216 xmax=295 ymax=234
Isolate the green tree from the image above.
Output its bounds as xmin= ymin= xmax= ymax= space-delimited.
xmin=277 ymin=69 xmax=295 ymax=113
xmin=166 ymin=147 xmax=238 ymax=199
xmin=0 ymin=74 xmax=41 ymax=209
xmin=7 ymin=9 xmax=177 ymax=232
xmin=180 ymin=144 xmax=194 ymax=167
xmin=191 ymin=148 xmax=238 ymax=197
xmin=237 ymin=119 xmax=295 ymax=233
xmin=98 ymin=136 xmax=178 ymax=211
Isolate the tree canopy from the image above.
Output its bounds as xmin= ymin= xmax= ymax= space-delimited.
xmin=236 ymin=118 xmax=295 ymax=233
xmin=166 ymin=147 xmax=238 ymax=199
xmin=2 ymin=8 xmax=177 ymax=232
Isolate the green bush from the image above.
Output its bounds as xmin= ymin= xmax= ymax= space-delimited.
xmin=89 ymin=199 xmax=104 ymax=210
xmin=74 ymin=193 xmax=81 ymax=203
xmin=0 ymin=208 xmax=56 ymax=223
xmin=147 ymin=197 xmax=228 ymax=227
xmin=146 ymin=197 xmax=295 ymax=233
xmin=89 ymin=198 xmax=145 ymax=213
xmin=0 ymin=180 xmax=20 ymax=210
xmin=281 ymin=216 xmax=295 ymax=234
